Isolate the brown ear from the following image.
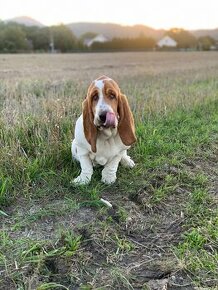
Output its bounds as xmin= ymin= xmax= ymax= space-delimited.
xmin=118 ymin=94 xmax=136 ymax=146
xmin=82 ymin=98 xmax=97 ymax=153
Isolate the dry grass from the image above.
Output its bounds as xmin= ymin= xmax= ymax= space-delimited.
xmin=1 ymin=52 xmax=218 ymax=82
xmin=1 ymin=51 xmax=218 ymax=125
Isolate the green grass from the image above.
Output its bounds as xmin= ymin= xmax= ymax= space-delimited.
xmin=0 ymin=52 xmax=218 ymax=289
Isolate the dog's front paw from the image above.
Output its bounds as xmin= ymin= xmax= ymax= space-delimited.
xmin=121 ymin=156 xmax=135 ymax=168
xmin=72 ymin=175 xmax=91 ymax=185
xmin=101 ymin=173 xmax=116 ymax=184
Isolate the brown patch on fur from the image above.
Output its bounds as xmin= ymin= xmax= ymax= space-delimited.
xmin=117 ymin=93 xmax=136 ymax=146
xmin=82 ymin=97 xmax=97 ymax=153
xmin=83 ymin=76 xmax=136 ymax=151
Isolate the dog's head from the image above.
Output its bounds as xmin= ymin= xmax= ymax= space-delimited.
xmin=82 ymin=75 xmax=136 ymax=152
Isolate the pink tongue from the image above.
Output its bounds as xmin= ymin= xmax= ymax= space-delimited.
xmin=104 ymin=112 xmax=116 ymax=128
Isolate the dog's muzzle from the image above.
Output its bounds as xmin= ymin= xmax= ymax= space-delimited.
xmin=98 ymin=111 xmax=116 ymax=128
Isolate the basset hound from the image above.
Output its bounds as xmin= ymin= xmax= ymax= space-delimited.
xmin=72 ymin=75 xmax=136 ymax=184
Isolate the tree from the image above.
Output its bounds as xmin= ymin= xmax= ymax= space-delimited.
xmin=50 ymin=24 xmax=76 ymax=52
xmin=91 ymin=36 xmax=155 ymax=51
xmin=198 ymin=36 xmax=215 ymax=50
xmin=0 ymin=24 xmax=29 ymax=52
xmin=166 ymin=28 xmax=197 ymax=49
xmin=31 ymin=27 xmax=50 ymax=51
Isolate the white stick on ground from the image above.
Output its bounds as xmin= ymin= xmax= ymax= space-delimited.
xmin=100 ymin=198 xmax=113 ymax=208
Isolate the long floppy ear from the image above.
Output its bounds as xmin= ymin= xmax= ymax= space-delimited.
xmin=82 ymin=98 xmax=97 ymax=153
xmin=118 ymin=94 xmax=136 ymax=146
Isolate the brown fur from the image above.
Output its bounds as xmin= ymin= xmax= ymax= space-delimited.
xmin=82 ymin=97 xmax=97 ymax=153
xmin=117 ymin=93 xmax=136 ymax=146
xmin=83 ymin=76 xmax=136 ymax=152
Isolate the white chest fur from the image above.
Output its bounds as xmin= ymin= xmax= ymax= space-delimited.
xmin=72 ymin=115 xmax=128 ymax=165
xmin=89 ymin=129 xmax=128 ymax=166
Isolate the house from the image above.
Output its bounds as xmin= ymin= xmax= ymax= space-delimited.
xmin=84 ymin=34 xmax=109 ymax=47
xmin=157 ymin=36 xmax=177 ymax=48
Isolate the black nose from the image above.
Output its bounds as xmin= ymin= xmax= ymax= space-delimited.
xmin=99 ymin=112 xmax=107 ymax=123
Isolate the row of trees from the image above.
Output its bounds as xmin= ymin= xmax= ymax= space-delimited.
xmin=166 ymin=28 xmax=216 ymax=50
xmin=0 ymin=22 xmax=216 ymax=52
xmin=92 ymin=36 xmax=155 ymax=51
xmin=0 ymin=22 xmax=79 ymax=52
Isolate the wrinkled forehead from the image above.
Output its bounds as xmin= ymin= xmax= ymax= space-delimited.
xmin=87 ymin=76 xmax=120 ymax=95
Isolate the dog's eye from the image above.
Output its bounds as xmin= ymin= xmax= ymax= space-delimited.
xmin=109 ymin=93 xmax=116 ymax=100
xmin=93 ymin=94 xmax=99 ymax=101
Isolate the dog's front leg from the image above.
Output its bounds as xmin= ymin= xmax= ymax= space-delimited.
xmin=120 ymin=150 xmax=135 ymax=168
xmin=101 ymin=155 xmax=122 ymax=184
xmin=73 ymin=155 xmax=93 ymax=185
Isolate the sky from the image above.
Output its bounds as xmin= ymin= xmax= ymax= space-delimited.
xmin=1 ymin=0 xmax=218 ymax=30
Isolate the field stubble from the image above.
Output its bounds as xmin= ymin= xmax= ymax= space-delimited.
xmin=0 ymin=52 xmax=218 ymax=289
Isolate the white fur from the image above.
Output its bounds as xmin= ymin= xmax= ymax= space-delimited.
xmin=72 ymin=115 xmax=135 ymax=184
xmin=93 ymin=79 xmax=114 ymax=127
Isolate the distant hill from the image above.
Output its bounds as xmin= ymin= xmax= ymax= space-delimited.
xmin=67 ymin=22 xmax=165 ymax=40
xmin=3 ymin=16 xmax=218 ymax=40
xmin=191 ymin=28 xmax=218 ymax=40
xmin=5 ymin=16 xmax=45 ymax=27
xmin=67 ymin=23 xmax=218 ymax=40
